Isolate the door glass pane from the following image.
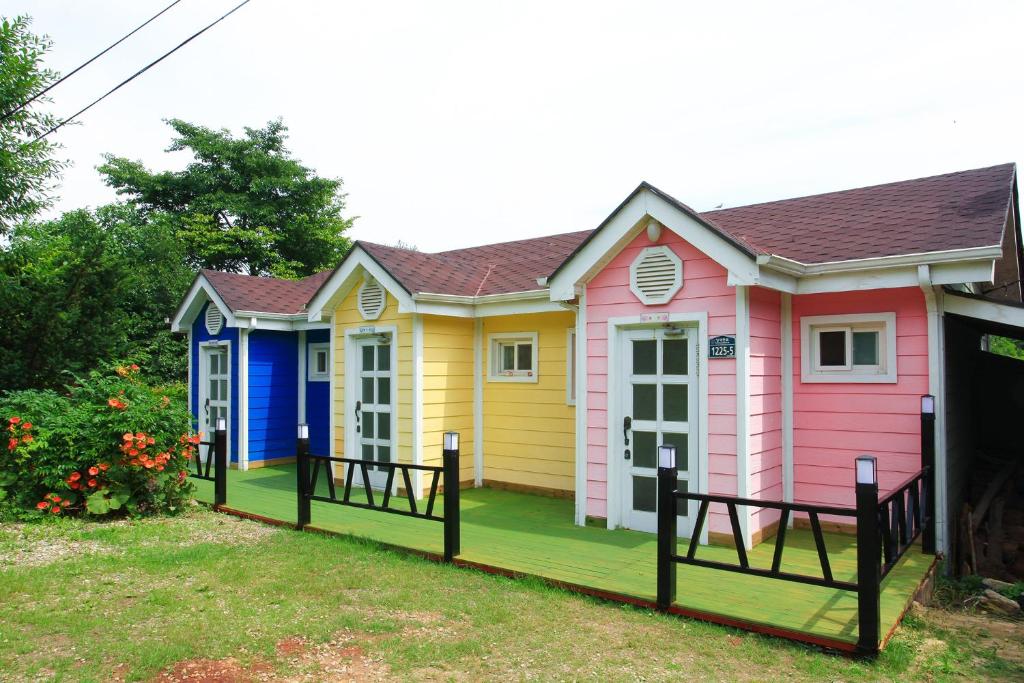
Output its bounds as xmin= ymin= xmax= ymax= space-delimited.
xmin=502 ymin=344 xmax=515 ymax=371
xmin=317 ymin=350 xmax=328 ymax=374
xmin=219 ymin=380 xmax=227 ymax=399
xmin=663 ymin=384 xmax=688 ymax=422
xmin=663 ymin=432 xmax=689 ymax=472
xmin=209 ymin=380 xmax=218 ymax=400
xmin=377 ymin=377 xmax=391 ymax=404
xmin=363 ymin=410 xmax=374 ymax=438
xmin=362 ymin=444 xmax=374 ymax=461
xmin=852 ymin=331 xmax=879 ymax=365
xmin=633 ymin=431 xmax=656 ymax=468
xmin=362 ymin=345 xmax=374 ymax=371
xmin=818 ymin=330 xmax=846 ymax=366
xmin=632 ymin=476 xmax=656 ymax=512
xmin=663 ymin=339 xmax=688 ymax=375
xmin=632 ymin=384 xmax=656 ymax=421
xmin=517 ymin=343 xmax=533 ymax=371
xmin=210 ymin=354 xmax=219 ymax=375
xmin=675 ymin=478 xmax=688 ymax=517
xmin=377 ymin=445 xmax=390 ymax=464
xmin=362 ymin=378 xmax=374 ymax=403
xmin=632 ymin=340 xmax=656 ymax=375
xmin=377 ymin=412 xmax=391 ymax=441
xmin=378 ymin=344 xmax=390 ymax=371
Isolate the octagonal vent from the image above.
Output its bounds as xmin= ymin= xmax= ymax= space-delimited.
xmin=358 ymin=280 xmax=386 ymax=320
xmin=629 ymin=246 xmax=683 ymax=305
xmin=205 ymin=304 xmax=224 ymax=335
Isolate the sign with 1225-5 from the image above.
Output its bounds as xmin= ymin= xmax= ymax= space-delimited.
xmin=708 ymin=335 xmax=736 ymax=358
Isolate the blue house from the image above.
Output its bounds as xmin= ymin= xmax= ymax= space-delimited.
xmin=171 ymin=270 xmax=332 ymax=467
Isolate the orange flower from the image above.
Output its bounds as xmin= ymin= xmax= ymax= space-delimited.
xmin=156 ymin=465 xmax=164 ymax=471
xmin=36 ymin=501 xmax=48 ymax=510
xmin=21 ymin=434 xmax=32 ymax=443
xmin=7 ymin=438 xmax=16 ymax=451
xmin=123 ymin=433 xmax=133 ymax=441
xmin=143 ymin=461 xmax=154 ymax=469
xmin=107 ymin=398 xmax=126 ymax=410
xmin=88 ymin=466 xmax=99 ymax=476
xmin=68 ymin=472 xmax=81 ymax=482
xmin=99 ymin=463 xmax=110 ymax=471
xmin=50 ymin=506 xmax=60 ymax=514
xmin=22 ymin=422 xmax=31 ymax=430
xmin=130 ymin=363 xmax=139 ymax=371
xmin=116 ymin=366 xmax=129 ymax=377
xmin=8 ymin=417 xmax=20 ymax=425
xmin=146 ymin=436 xmax=154 ymax=445
xmin=87 ymin=478 xmax=97 ymax=487
xmin=70 ymin=481 xmax=81 ymax=490
xmin=129 ymin=448 xmax=138 ymax=456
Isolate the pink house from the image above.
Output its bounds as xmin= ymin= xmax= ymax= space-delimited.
xmin=547 ymin=163 xmax=1022 ymax=554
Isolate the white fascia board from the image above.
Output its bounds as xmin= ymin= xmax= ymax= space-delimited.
xmin=413 ymin=289 xmax=564 ymax=318
xmin=306 ymin=246 xmax=415 ymax=322
xmin=548 ymin=188 xmax=759 ymax=301
xmin=930 ymin=260 xmax=995 ymax=287
xmin=791 ymin=258 xmax=996 ymax=295
xmin=944 ymin=291 xmax=1024 ymax=327
xmin=760 ymin=245 xmax=1002 ymax=277
xmin=171 ymin=275 xmax=236 ymax=333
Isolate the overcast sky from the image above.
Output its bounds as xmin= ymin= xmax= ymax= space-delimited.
xmin=7 ymin=1 xmax=1023 ymax=252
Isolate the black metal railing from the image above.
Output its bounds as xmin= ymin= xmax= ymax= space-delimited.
xmin=189 ymin=426 xmax=226 ymax=506
xmin=295 ymin=431 xmax=461 ymax=561
xmin=879 ymin=467 xmax=930 ymax=579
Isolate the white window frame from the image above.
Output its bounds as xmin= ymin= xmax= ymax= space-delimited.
xmin=307 ymin=342 xmax=330 ymax=382
xmin=566 ymin=328 xmax=577 ymax=405
xmin=487 ymin=332 xmax=539 ymax=383
xmin=800 ymin=312 xmax=897 ymax=383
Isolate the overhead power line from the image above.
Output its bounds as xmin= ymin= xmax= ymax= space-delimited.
xmin=1 ymin=0 xmax=185 ymax=124
xmin=31 ymin=0 xmax=253 ymax=144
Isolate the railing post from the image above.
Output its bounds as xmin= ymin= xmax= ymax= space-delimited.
xmin=296 ymin=423 xmax=311 ymax=530
xmin=855 ymin=456 xmax=881 ymax=656
xmin=656 ymin=444 xmax=678 ymax=611
xmin=920 ymin=394 xmax=936 ymax=554
xmin=214 ymin=417 xmax=227 ymax=507
xmin=442 ymin=431 xmax=461 ymax=562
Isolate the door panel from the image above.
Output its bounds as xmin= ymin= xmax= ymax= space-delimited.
xmin=621 ymin=327 xmax=697 ymax=535
xmin=200 ymin=347 xmax=229 ymax=464
xmin=351 ymin=337 xmax=393 ymax=489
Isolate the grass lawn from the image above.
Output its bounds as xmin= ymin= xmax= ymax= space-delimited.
xmin=1 ymin=507 xmax=1022 ymax=682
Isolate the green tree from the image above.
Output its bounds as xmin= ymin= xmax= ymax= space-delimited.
xmin=0 ymin=15 xmax=66 ymax=231
xmin=98 ymin=118 xmax=353 ymax=278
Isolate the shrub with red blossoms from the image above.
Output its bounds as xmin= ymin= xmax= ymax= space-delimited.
xmin=0 ymin=362 xmax=194 ymax=519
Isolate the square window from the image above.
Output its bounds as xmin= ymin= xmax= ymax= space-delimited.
xmin=488 ymin=333 xmax=538 ymax=382
xmin=818 ymin=330 xmax=848 ymax=367
xmin=853 ymin=331 xmax=879 ymax=365
xmin=801 ymin=313 xmax=896 ymax=383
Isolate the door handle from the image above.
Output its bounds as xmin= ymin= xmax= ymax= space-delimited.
xmin=623 ymin=415 xmax=632 ymax=460
xmin=355 ymin=400 xmax=361 ymax=433
xmin=204 ymin=398 xmax=210 ymax=418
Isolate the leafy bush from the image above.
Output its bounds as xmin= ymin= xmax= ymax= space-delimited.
xmin=0 ymin=364 xmax=195 ymax=519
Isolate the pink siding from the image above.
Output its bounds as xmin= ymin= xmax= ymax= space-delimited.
xmin=748 ymin=286 xmax=783 ymax=534
xmin=792 ymin=287 xmax=927 ymax=514
xmin=585 ymin=228 xmax=736 ymax=532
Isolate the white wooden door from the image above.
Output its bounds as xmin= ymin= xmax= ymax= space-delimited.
xmin=200 ymin=345 xmax=229 ymax=463
xmin=351 ymin=336 xmax=394 ymax=489
xmin=620 ymin=327 xmax=698 ymax=535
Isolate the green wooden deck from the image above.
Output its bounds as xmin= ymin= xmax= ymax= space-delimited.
xmin=192 ymin=465 xmax=933 ymax=650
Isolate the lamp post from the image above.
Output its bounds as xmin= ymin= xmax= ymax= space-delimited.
xmin=442 ymin=431 xmax=461 ymax=561
xmin=855 ymin=455 xmax=880 ymax=655
xmin=213 ymin=416 xmax=227 ymax=506
xmin=296 ymin=423 xmax=310 ymax=529
xmin=656 ymin=443 xmax=678 ymax=610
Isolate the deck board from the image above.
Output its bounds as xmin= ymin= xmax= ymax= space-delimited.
xmin=192 ymin=465 xmax=931 ymax=647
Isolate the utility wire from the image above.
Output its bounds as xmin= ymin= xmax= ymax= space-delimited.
xmin=1 ymin=0 xmax=185 ymax=124
xmin=31 ymin=0 xmax=253 ymax=144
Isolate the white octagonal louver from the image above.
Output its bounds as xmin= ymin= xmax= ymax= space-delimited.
xmin=358 ymin=280 xmax=386 ymax=320
xmin=204 ymin=304 xmax=224 ymax=335
xmin=629 ymin=245 xmax=683 ymax=305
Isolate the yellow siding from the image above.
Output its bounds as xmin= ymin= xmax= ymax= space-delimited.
xmin=482 ymin=311 xmax=576 ymax=492
xmin=421 ymin=315 xmax=475 ymax=484
xmin=333 ymin=289 xmax=413 ymax=464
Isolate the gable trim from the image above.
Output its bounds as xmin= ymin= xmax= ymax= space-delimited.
xmin=172 ymin=273 xmax=237 ymax=333
xmin=306 ymin=244 xmax=415 ymax=321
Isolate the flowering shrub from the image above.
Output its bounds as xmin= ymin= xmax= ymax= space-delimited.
xmin=0 ymin=363 xmax=195 ymax=519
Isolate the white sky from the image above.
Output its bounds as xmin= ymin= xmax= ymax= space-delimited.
xmin=7 ymin=0 xmax=1023 ymax=252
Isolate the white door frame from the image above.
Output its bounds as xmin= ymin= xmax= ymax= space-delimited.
xmin=606 ymin=312 xmax=709 ymax=543
xmin=197 ymin=341 xmax=231 ymax=465
xmin=343 ymin=325 xmax=398 ymax=491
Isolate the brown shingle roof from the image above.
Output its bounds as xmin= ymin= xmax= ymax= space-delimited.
xmin=702 ymin=163 xmax=1015 ymax=264
xmin=202 ymin=163 xmax=1017 ymax=312
xmin=202 ymin=269 xmax=331 ymax=314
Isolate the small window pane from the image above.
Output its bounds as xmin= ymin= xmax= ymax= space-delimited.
xmin=377 ymin=344 xmax=391 ymax=371
xmin=632 ymin=384 xmax=656 ymax=421
xmin=210 ymin=354 xmax=219 ymax=375
xmin=377 ymin=445 xmax=390 ymax=465
xmin=209 ymin=380 xmax=218 ymax=400
xmin=362 ymin=444 xmax=374 ymax=461
xmin=632 ymin=340 xmax=656 ymax=375
xmin=377 ymin=412 xmax=391 ymax=441
xmin=517 ymin=343 xmax=533 ymax=371
xmin=363 ymin=410 xmax=374 ymax=438
xmin=377 ymin=377 xmax=390 ymax=404
xmin=633 ymin=431 xmax=657 ymax=468
xmin=316 ymin=350 xmax=328 ymax=374
xmin=362 ymin=345 xmax=375 ymax=371
xmin=853 ymin=331 xmax=879 ymax=365
xmin=219 ymin=380 xmax=227 ymax=399
xmin=663 ymin=339 xmax=688 ymax=375
xmin=501 ymin=344 xmax=515 ymax=371
xmin=663 ymin=432 xmax=689 ymax=472
xmin=362 ymin=377 xmax=374 ymax=403
xmin=818 ymin=330 xmax=847 ymax=367
xmin=633 ymin=476 xmax=657 ymax=512
xmin=663 ymin=384 xmax=688 ymax=422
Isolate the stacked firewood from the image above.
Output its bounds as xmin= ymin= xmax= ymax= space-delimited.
xmin=956 ymin=455 xmax=1024 ymax=581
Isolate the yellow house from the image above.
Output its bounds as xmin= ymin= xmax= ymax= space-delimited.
xmin=305 ymin=233 xmax=588 ymax=516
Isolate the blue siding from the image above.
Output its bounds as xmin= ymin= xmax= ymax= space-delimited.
xmin=305 ymin=328 xmax=331 ymax=455
xmin=248 ymin=330 xmax=299 ymax=462
xmin=191 ymin=303 xmax=240 ymax=463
